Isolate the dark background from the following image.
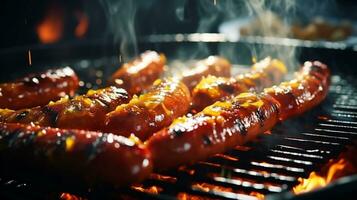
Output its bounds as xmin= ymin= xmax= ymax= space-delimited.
xmin=1 ymin=0 xmax=357 ymax=50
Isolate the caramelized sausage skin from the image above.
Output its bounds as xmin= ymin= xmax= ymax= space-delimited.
xmin=181 ymin=56 xmax=231 ymax=91
xmin=0 ymin=86 xmax=130 ymax=131
xmin=191 ymin=57 xmax=287 ymax=112
xmin=109 ymin=51 xmax=166 ymax=95
xmin=264 ymin=61 xmax=330 ymax=121
xmin=146 ymin=61 xmax=330 ymax=170
xmin=0 ymin=67 xmax=79 ymax=110
xmin=0 ymin=123 xmax=152 ymax=187
xmin=105 ymin=78 xmax=191 ymax=141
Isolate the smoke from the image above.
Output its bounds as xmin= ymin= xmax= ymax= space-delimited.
xmin=215 ymin=0 xmax=300 ymax=70
xmin=240 ymin=0 xmax=298 ymax=69
xmin=100 ymin=0 xmax=138 ymax=62
xmin=170 ymin=0 xmax=302 ymax=71
xmin=98 ymin=0 xmax=337 ymax=72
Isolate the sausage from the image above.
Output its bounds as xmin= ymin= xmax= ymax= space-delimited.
xmin=263 ymin=61 xmax=330 ymax=121
xmin=147 ymin=93 xmax=280 ymax=169
xmin=191 ymin=57 xmax=287 ymax=112
xmin=146 ymin=61 xmax=330 ymax=170
xmin=181 ymin=56 xmax=231 ymax=91
xmin=0 ymin=86 xmax=130 ymax=131
xmin=0 ymin=67 xmax=79 ymax=110
xmin=0 ymin=122 xmax=152 ymax=187
xmin=105 ymin=78 xmax=191 ymax=141
xmin=109 ymin=51 xmax=166 ymax=95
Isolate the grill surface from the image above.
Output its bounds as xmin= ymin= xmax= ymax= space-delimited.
xmin=0 ymin=57 xmax=356 ymax=200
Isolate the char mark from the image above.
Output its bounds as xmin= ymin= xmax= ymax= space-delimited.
xmin=15 ymin=111 xmax=29 ymax=121
xmin=42 ymin=106 xmax=59 ymax=127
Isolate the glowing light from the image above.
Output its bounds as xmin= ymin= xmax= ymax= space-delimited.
xmin=131 ymin=185 xmax=161 ymax=194
xmin=36 ymin=4 xmax=63 ymax=44
xmin=293 ymin=159 xmax=347 ymax=194
xmin=74 ymin=11 xmax=89 ymax=38
xmin=27 ymin=50 xmax=32 ymax=66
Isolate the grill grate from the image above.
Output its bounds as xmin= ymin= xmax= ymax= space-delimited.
xmin=0 ymin=70 xmax=356 ymax=200
xmin=120 ymin=74 xmax=357 ymax=200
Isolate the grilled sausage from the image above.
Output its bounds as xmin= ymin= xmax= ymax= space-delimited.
xmin=146 ymin=61 xmax=330 ymax=170
xmin=105 ymin=78 xmax=191 ymax=141
xmin=181 ymin=56 xmax=231 ymax=91
xmin=0 ymin=86 xmax=130 ymax=131
xmin=0 ymin=67 xmax=79 ymax=110
xmin=191 ymin=57 xmax=287 ymax=112
xmin=109 ymin=51 xmax=166 ymax=95
xmin=0 ymin=123 xmax=152 ymax=187
xmin=263 ymin=61 xmax=330 ymax=121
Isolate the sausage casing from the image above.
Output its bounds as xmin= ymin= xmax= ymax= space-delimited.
xmin=105 ymin=78 xmax=191 ymax=140
xmin=181 ymin=56 xmax=231 ymax=91
xmin=0 ymin=67 xmax=79 ymax=109
xmin=109 ymin=51 xmax=166 ymax=95
xmin=0 ymin=86 xmax=130 ymax=131
xmin=0 ymin=123 xmax=152 ymax=186
xmin=147 ymin=93 xmax=280 ymax=169
xmin=191 ymin=57 xmax=287 ymax=112
xmin=264 ymin=61 xmax=330 ymax=120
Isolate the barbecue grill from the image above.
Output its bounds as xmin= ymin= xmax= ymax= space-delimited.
xmin=0 ymin=35 xmax=356 ymax=199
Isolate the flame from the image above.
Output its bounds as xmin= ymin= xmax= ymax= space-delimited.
xmin=74 ymin=11 xmax=89 ymax=38
xmin=190 ymin=182 xmax=266 ymax=199
xmin=177 ymin=193 xmax=203 ymax=200
xmin=249 ymin=191 xmax=265 ymax=200
xmin=293 ymin=158 xmax=347 ymax=194
xmin=36 ymin=4 xmax=64 ymax=44
xmin=60 ymin=193 xmax=83 ymax=200
xmin=131 ymin=185 xmax=161 ymax=194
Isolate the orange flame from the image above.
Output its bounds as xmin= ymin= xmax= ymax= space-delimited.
xmin=293 ymin=158 xmax=347 ymax=194
xmin=249 ymin=191 xmax=265 ymax=200
xmin=60 ymin=193 xmax=83 ymax=200
xmin=74 ymin=11 xmax=89 ymax=38
xmin=36 ymin=4 xmax=64 ymax=44
xmin=131 ymin=185 xmax=161 ymax=194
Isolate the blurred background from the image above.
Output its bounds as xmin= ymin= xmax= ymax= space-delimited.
xmin=1 ymin=0 xmax=357 ymax=49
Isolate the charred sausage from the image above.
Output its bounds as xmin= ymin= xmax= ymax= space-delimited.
xmin=191 ymin=57 xmax=287 ymax=112
xmin=0 ymin=122 xmax=152 ymax=187
xmin=146 ymin=61 xmax=330 ymax=170
xmin=0 ymin=67 xmax=79 ymax=110
xmin=0 ymin=86 xmax=130 ymax=131
xmin=105 ymin=78 xmax=191 ymax=140
xmin=109 ymin=51 xmax=166 ymax=95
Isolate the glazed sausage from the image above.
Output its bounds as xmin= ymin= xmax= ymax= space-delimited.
xmin=181 ymin=56 xmax=231 ymax=91
xmin=109 ymin=51 xmax=166 ymax=95
xmin=0 ymin=67 xmax=79 ymax=110
xmin=191 ymin=57 xmax=287 ymax=112
xmin=105 ymin=78 xmax=191 ymax=141
xmin=263 ymin=61 xmax=330 ymax=121
xmin=146 ymin=61 xmax=330 ymax=170
xmin=0 ymin=122 xmax=152 ymax=187
xmin=0 ymin=86 xmax=130 ymax=131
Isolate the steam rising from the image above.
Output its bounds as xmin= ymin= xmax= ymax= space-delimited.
xmin=99 ymin=0 xmax=334 ymax=71
xmin=100 ymin=0 xmax=138 ymax=61
xmin=195 ymin=0 xmax=301 ymax=69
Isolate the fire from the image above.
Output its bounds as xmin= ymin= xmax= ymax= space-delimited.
xmin=36 ymin=4 xmax=64 ymax=44
xmin=131 ymin=185 xmax=162 ymax=194
xmin=249 ymin=191 xmax=265 ymax=200
xmin=60 ymin=193 xmax=83 ymax=200
xmin=293 ymin=158 xmax=347 ymax=194
xmin=74 ymin=11 xmax=89 ymax=38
